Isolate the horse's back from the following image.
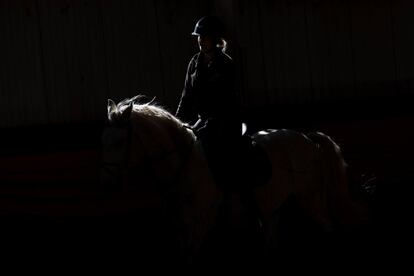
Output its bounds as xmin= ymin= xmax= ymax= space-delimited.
xmin=252 ymin=129 xmax=319 ymax=176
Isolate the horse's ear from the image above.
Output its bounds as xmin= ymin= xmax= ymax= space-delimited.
xmin=107 ymin=99 xmax=117 ymax=120
xmin=120 ymin=102 xmax=133 ymax=121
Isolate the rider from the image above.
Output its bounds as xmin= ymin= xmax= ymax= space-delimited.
xmin=176 ymin=15 xmax=271 ymax=188
xmin=176 ymin=17 xmax=271 ymax=253
xmin=175 ymin=15 xmax=242 ymax=189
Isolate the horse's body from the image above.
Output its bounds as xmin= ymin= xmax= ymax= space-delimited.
xmin=101 ymin=96 xmax=366 ymax=263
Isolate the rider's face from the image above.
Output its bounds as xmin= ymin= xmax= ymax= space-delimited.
xmin=198 ymin=35 xmax=214 ymax=53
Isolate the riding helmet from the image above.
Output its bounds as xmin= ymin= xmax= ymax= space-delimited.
xmin=192 ymin=16 xmax=224 ymax=37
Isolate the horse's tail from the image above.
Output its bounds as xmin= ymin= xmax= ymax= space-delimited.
xmin=307 ymin=132 xmax=368 ymax=228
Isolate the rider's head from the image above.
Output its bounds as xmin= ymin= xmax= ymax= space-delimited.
xmin=192 ymin=16 xmax=227 ymax=53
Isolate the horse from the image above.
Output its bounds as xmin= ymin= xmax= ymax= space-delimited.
xmin=101 ymin=95 xmax=367 ymax=265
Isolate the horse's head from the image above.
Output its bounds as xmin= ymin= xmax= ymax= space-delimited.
xmin=101 ymin=98 xmax=136 ymax=188
xmin=101 ymin=95 xmax=222 ymax=261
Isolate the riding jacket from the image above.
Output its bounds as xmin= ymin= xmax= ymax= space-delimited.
xmin=176 ymin=48 xmax=241 ymax=141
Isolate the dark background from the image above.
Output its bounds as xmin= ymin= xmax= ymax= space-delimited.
xmin=0 ymin=0 xmax=413 ymax=269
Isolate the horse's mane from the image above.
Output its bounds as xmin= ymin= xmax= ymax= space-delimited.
xmin=108 ymin=95 xmax=196 ymax=149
